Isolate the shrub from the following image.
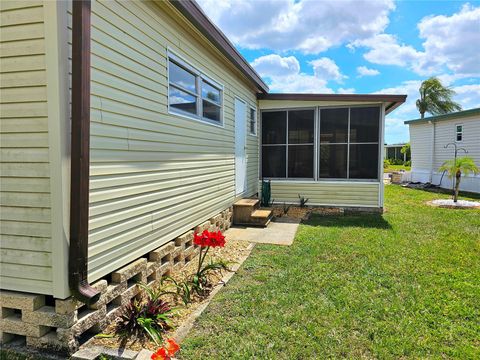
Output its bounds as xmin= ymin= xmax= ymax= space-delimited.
xmin=404 ymin=160 xmax=411 ymax=167
xmin=298 ymin=194 xmax=309 ymax=208
xmin=116 ymin=283 xmax=173 ymax=345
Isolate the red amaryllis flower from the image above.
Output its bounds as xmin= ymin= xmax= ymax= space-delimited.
xmin=151 ymin=348 xmax=169 ymax=360
xmin=209 ymin=231 xmax=226 ymax=248
xmin=151 ymin=338 xmax=180 ymax=360
xmin=193 ymin=230 xmax=210 ymax=247
xmin=165 ymin=338 xmax=180 ymax=355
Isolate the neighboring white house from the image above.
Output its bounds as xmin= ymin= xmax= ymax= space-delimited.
xmin=405 ymin=108 xmax=480 ymax=193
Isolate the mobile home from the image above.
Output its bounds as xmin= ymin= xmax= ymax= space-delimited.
xmin=0 ymin=0 xmax=405 ymax=352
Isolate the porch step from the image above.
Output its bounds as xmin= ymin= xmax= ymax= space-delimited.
xmin=233 ymin=199 xmax=271 ymax=227
xmin=234 ymin=199 xmax=259 ymax=207
xmin=250 ymin=209 xmax=273 ymax=227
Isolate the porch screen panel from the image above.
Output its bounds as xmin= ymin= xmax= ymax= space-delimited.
xmin=349 ymin=107 xmax=380 ymax=179
xmin=319 ymin=108 xmax=349 ymax=178
xmin=319 ymin=106 xmax=380 ymax=180
xmin=262 ymin=111 xmax=287 ymax=177
xmin=261 ymin=110 xmax=314 ymax=179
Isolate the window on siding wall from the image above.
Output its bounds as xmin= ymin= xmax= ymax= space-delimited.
xmin=168 ymin=54 xmax=223 ymax=125
xmin=261 ymin=109 xmax=314 ymax=179
xmin=319 ymin=106 xmax=380 ymax=180
xmin=249 ymin=107 xmax=257 ymax=135
xmin=456 ymin=124 xmax=463 ymax=141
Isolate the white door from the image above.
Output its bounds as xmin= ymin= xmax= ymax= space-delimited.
xmin=235 ymin=98 xmax=247 ymax=195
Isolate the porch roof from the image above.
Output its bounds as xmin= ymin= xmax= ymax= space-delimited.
xmin=257 ymin=93 xmax=407 ymax=114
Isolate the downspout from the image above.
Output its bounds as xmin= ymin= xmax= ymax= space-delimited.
xmin=69 ymin=0 xmax=100 ymax=305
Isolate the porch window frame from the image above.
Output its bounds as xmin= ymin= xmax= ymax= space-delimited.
xmin=455 ymin=123 xmax=463 ymax=142
xmin=260 ymin=107 xmax=317 ymax=181
xmin=260 ymin=104 xmax=382 ymax=183
xmin=167 ymin=50 xmax=224 ymax=128
xmin=317 ymin=104 xmax=382 ymax=182
xmin=249 ymin=106 xmax=258 ymax=136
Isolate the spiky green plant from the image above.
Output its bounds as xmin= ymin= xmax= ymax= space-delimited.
xmin=416 ymin=77 xmax=462 ymax=119
xmin=116 ymin=283 xmax=173 ymax=344
xmin=439 ymin=156 xmax=479 ymax=202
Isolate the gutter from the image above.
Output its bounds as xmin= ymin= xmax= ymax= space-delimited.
xmin=69 ymin=0 xmax=100 ymax=305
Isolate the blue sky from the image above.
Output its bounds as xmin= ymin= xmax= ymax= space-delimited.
xmin=197 ymin=0 xmax=480 ymax=144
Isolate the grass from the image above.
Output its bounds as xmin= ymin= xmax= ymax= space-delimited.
xmin=384 ymin=164 xmax=411 ymax=173
xmin=179 ymin=185 xmax=480 ymax=359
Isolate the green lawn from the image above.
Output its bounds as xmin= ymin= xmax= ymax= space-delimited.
xmin=179 ymin=185 xmax=480 ymax=359
xmin=384 ymin=164 xmax=411 ymax=173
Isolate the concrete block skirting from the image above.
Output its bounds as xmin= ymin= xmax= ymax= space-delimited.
xmin=0 ymin=207 xmax=233 ymax=354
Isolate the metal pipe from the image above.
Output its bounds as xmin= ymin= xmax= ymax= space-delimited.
xmin=69 ymin=0 xmax=100 ymax=305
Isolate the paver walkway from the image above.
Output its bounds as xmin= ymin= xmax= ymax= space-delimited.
xmin=225 ymin=218 xmax=300 ymax=246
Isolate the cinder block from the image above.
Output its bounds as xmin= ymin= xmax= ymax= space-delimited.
xmin=194 ymin=220 xmax=211 ymax=233
xmin=27 ymin=331 xmax=78 ymax=353
xmin=23 ymin=306 xmax=77 ymax=328
xmin=119 ymin=281 xmax=142 ymax=304
xmin=111 ymin=258 xmax=147 ymax=284
xmin=0 ymin=314 xmax=49 ymax=337
xmin=149 ymin=242 xmax=175 ymax=262
xmin=90 ymin=281 xmax=127 ymax=311
xmin=209 ymin=214 xmax=223 ymax=224
xmin=59 ymin=306 xmax=107 ymax=339
xmin=55 ymin=297 xmax=83 ymax=315
xmin=0 ymin=291 xmax=45 ymax=311
xmin=175 ymin=230 xmax=193 ymax=247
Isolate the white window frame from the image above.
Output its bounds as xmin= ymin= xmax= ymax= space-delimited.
xmin=317 ymin=105 xmax=381 ymax=182
xmin=248 ymin=106 xmax=257 ymax=136
xmin=167 ymin=51 xmax=224 ymax=127
xmin=261 ymin=108 xmax=316 ymax=180
xmin=455 ymin=124 xmax=463 ymax=142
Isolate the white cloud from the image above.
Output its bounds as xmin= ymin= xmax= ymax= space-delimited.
xmin=310 ymin=58 xmax=346 ymax=82
xmin=350 ymin=34 xmax=421 ymax=67
xmin=269 ymin=74 xmax=333 ymax=93
xmin=251 ymin=54 xmax=300 ymax=78
xmin=251 ymin=54 xmax=351 ymax=93
xmin=350 ymin=4 xmax=480 ymax=76
xmin=197 ymin=0 xmax=395 ymax=53
xmin=415 ymin=4 xmax=480 ymax=75
xmin=357 ymin=66 xmax=380 ymax=77
xmin=337 ymin=87 xmax=356 ymax=94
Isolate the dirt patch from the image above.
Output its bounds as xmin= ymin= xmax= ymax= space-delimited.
xmin=88 ymin=239 xmax=252 ymax=352
xmin=272 ymin=206 xmax=343 ymax=220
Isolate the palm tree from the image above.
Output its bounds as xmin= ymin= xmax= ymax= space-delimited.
xmin=416 ymin=77 xmax=462 ymax=119
xmin=439 ymin=157 xmax=479 ymax=202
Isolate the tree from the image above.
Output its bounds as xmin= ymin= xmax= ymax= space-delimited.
xmin=438 ymin=157 xmax=479 ymax=202
xmin=416 ymin=77 xmax=462 ymax=119
xmin=400 ymin=142 xmax=410 ymax=159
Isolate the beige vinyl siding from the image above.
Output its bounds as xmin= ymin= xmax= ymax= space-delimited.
xmin=432 ymin=115 xmax=480 ymax=170
xmin=0 ymin=1 xmax=53 ymax=294
xmin=70 ymin=0 xmax=259 ymax=282
xmin=267 ymin=181 xmax=380 ymax=207
xmin=409 ymin=123 xmax=433 ymax=172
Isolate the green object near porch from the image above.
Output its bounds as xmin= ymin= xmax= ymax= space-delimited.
xmin=261 ymin=180 xmax=272 ymax=207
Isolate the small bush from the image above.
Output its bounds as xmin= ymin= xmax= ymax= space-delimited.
xmin=116 ymin=283 xmax=173 ymax=345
